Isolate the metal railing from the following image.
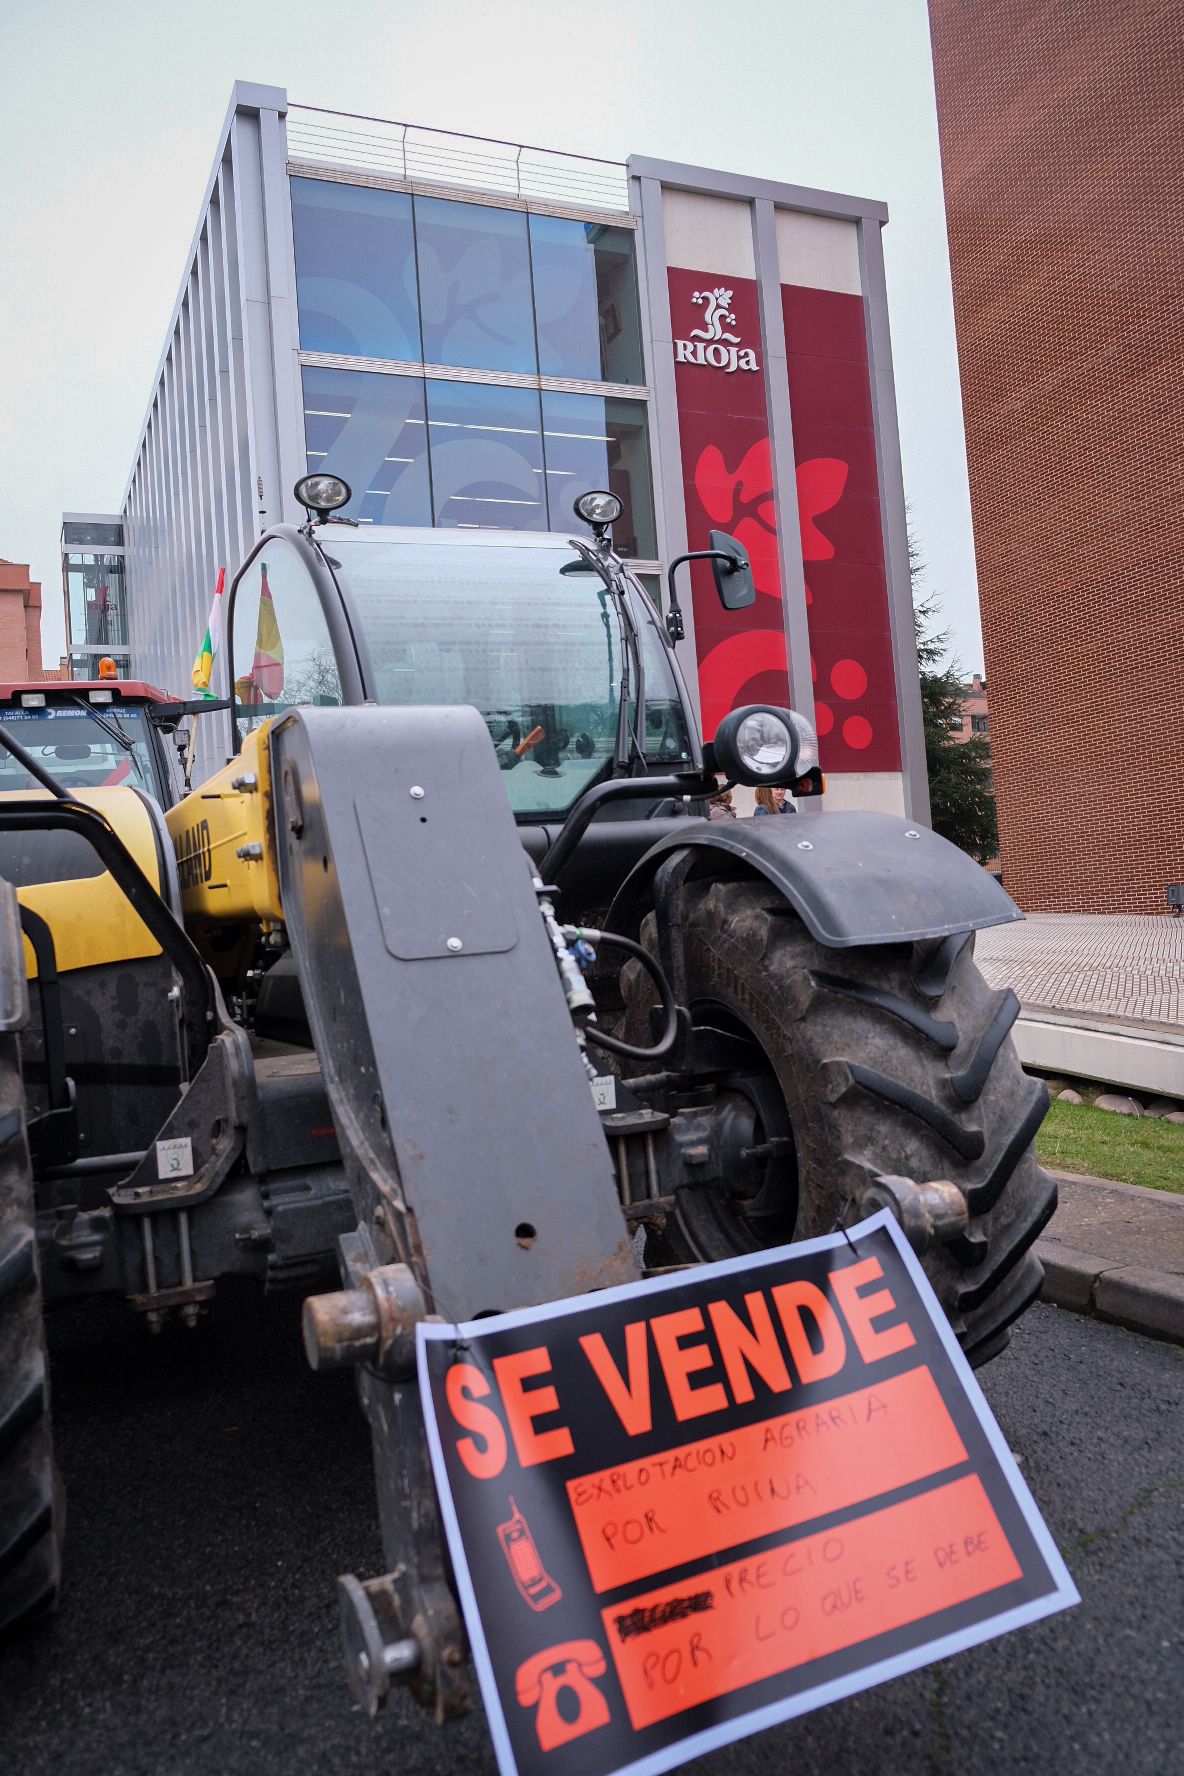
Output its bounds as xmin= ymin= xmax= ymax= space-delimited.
xmin=287 ymin=104 xmax=630 ymax=212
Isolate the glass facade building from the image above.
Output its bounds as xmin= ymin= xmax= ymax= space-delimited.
xmin=60 ymin=516 xmax=131 ymax=679
xmin=289 ymin=179 xmax=653 ymax=552
xmin=110 ymin=83 xmax=925 ymax=814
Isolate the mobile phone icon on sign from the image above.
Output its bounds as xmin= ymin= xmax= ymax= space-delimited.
xmin=498 ymin=1498 xmax=562 ymax=1611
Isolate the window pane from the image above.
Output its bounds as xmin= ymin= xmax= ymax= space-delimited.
xmin=530 ymin=216 xmax=644 ymax=385
xmin=62 ymin=522 xmax=122 ymax=548
xmin=415 ymin=197 xmax=536 ymax=373
xmin=302 ymin=367 xmax=431 ymax=528
xmin=231 ymin=541 xmax=344 ymax=729
xmin=327 ymin=536 xmax=626 ymax=818
xmin=290 ymin=178 xmax=421 ymax=361
xmin=541 ymin=392 xmax=655 ymax=557
xmin=66 ymin=555 xmax=128 ymax=648
xmin=0 ymin=707 xmax=154 ymax=794
xmin=427 ymin=381 xmax=547 ymax=531
xmin=635 ymin=597 xmax=694 ymax=767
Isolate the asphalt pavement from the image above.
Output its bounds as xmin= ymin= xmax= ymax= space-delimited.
xmin=0 ymin=1287 xmax=1181 ymax=1776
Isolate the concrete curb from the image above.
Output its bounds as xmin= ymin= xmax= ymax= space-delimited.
xmin=1034 ymin=1170 xmax=1184 ymax=1344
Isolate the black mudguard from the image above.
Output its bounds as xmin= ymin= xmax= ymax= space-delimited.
xmin=605 ymin=810 xmax=1020 ymax=950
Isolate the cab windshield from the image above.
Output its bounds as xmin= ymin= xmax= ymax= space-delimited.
xmin=324 ymin=537 xmax=691 ymax=818
xmin=0 ymin=705 xmax=158 ymax=796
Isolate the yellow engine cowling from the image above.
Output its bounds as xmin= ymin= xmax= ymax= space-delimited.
xmin=5 ymin=786 xmax=172 ymax=978
xmin=164 ymin=722 xmax=285 ymax=929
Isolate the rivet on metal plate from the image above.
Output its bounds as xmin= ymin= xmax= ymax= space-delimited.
xmin=797 ymin=840 xmax=813 ymax=851
xmin=409 ymin=785 xmax=425 ymax=800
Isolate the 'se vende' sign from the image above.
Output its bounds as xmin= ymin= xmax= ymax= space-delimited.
xmin=419 ymin=1211 xmax=1077 ymax=1776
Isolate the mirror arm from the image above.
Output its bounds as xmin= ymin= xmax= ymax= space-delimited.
xmin=665 ymin=549 xmax=741 ymax=643
xmin=146 ymin=696 xmax=233 ymax=727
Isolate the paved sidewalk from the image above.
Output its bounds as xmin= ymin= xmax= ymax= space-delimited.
xmin=975 ymin=913 xmax=1184 ymax=1029
xmin=1037 ymin=1170 xmax=1184 ymax=1342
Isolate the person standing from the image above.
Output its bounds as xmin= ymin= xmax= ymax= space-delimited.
xmin=753 ymin=786 xmax=795 ymax=815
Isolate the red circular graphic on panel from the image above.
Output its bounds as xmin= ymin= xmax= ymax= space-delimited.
xmin=843 ymin=715 xmax=873 ymax=750
xmin=814 ymin=701 xmax=834 ymax=736
xmin=697 ymin=629 xmax=788 ymax=741
xmin=830 ymin=658 xmax=868 ymax=701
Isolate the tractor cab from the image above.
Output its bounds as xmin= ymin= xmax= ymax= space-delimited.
xmin=229 ymin=522 xmax=701 ymax=820
xmin=0 ymin=671 xmax=187 ymax=809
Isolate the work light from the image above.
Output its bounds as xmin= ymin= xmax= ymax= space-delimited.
xmin=713 ymin=705 xmax=819 ymax=785
xmin=573 ymin=490 xmax=624 ymax=528
xmin=294 ymin=474 xmax=353 ymax=520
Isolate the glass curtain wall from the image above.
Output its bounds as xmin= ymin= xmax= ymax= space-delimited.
xmin=291 ymin=179 xmax=655 ymax=551
xmin=64 ymin=555 xmax=129 ymax=651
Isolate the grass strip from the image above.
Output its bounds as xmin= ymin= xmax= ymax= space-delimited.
xmin=1036 ymin=1098 xmax=1184 ymax=1195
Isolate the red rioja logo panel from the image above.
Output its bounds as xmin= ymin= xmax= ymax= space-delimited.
xmin=669 ymin=269 xmax=789 ymax=740
xmin=669 ymin=266 xmax=901 ymax=772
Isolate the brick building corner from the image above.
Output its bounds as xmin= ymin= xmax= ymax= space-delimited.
xmin=929 ymin=0 xmax=1184 ymax=912
xmin=0 ymin=559 xmax=55 ymax=682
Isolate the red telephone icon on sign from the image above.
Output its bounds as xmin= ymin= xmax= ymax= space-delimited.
xmin=515 ymin=1640 xmax=611 ymax=1751
xmin=498 ymin=1497 xmax=562 ymax=1611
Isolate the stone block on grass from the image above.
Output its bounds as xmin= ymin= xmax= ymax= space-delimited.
xmin=1093 ymin=1093 xmax=1144 ymax=1116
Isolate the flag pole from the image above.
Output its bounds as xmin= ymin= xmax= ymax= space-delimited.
xmin=186 ymin=567 xmax=226 ymax=790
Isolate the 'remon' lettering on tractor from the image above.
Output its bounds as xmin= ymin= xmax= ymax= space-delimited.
xmin=0 ymin=476 xmax=1054 ymax=1720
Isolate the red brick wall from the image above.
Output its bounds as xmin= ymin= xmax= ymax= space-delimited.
xmin=929 ymin=0 xmax=1184 ymax=912
xmin=0 ymin=560 xmax=45 ymax=681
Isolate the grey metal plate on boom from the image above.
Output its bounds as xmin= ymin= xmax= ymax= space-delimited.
xmin=268 ymin=705 xmax=637 ymax=1319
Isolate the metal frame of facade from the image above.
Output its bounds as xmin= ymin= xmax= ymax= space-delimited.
xmin=121 ymin=82 xmax=302 ymax=707
xmin=628 ymin=156 xmax=929 ymax=823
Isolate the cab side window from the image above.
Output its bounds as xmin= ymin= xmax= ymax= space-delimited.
xmin=635 ymin=600 xmax=692 ymax=767
xmin=231 ymin=542 xmax=343 ymax=732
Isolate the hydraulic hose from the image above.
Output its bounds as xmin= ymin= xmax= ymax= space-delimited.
xmin=580 ymin=928 xmax=679 ymax=1062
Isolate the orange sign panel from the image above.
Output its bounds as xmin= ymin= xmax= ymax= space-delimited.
xmin=605 ymin=1473 xmax=1021 ymax=1728
xmin=569 ymin=1365 xmax=967 ymax=1591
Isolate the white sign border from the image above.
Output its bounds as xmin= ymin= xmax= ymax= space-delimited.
xmin=417 ymin=1209 xmax=1080 ymax=1776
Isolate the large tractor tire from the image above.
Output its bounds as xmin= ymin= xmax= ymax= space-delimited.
xmin=0 ymin=1025 xmax=61 ymax=1634
xmin=622 ymin=877 xmax=1056 ymax=1366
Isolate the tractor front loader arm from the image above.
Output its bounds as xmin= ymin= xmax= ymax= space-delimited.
xmin=265 ymin=704 xmax=638 ymax=1716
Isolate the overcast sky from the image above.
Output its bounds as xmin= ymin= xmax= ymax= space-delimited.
xmin=0 ymin=0 xmax=984 ymax=674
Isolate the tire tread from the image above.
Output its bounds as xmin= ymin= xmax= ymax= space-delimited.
xmin=623 ymin=880 xmax=1053 ymax=1368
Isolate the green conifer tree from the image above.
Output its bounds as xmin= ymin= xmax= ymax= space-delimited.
xmin=910 ymin=535 xmax=998 ymax=866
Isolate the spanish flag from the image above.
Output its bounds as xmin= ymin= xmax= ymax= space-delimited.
xmin=235 ymin=564 xmax=286 ymax=705
xmin=191 ymin=567 xmax=225 ymax=693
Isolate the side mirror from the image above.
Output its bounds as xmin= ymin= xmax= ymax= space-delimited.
xmin=665 ymin=531 xmax=756 ymax=644
xmin=709 ymin=530 xmax=756 ymax=611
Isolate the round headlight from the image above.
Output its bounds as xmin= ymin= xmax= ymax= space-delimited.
xmin=574 ymin=489 xmax=624 ymax=527
xmin=712 ymin=704 xmax=818 ymax=786
xmin=294 ymin=473 xmax=352 ymax=517
xmin=736 ymin=710 xmax=793 ymax=775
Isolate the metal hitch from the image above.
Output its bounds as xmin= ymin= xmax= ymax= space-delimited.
xmin=844 ymin=1173 xmax=969 ymax=1255
xmin=303 ymin=1261 xmax=426 ymax=1378
xmin=338 ymin=1574 xmax=423 ymax=1718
